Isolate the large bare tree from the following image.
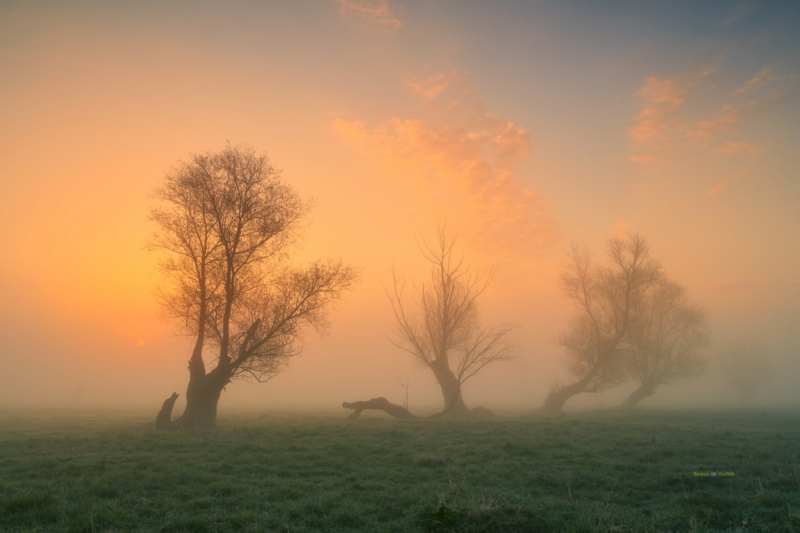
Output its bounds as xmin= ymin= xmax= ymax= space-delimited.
xmin=543 ymin=235 xmax=661 ymax=414
xmin=343 ymin=227 xmax=514 ymax=419
xmin=150 ymin=144 xmax=358 ymax=429
xmin=618 ymin=279 xmax=708 ymax=408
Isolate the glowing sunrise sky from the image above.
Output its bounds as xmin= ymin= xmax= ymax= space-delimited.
xmin=1 ymin=0 xmax=799 ymax=411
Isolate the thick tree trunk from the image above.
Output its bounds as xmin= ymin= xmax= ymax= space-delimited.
xmin=178 ymin=369 xmax=229 ymax=429
xmin=155 ymin=368 xmax=230 ymax=430
xmin=620 ymin=382 xmax=656 ymax=409
xmin=542 ymin=382 xmax=585 ymax=415
xmin=429 ymin=357 xmax=470 ymax=417
xmin=542 ymin=365 xmax=604 ymax=415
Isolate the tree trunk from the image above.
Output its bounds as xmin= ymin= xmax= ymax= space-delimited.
xmin=542 ymin=380 xmax=587 ymax=415
xmin=155 ymin=369 xmax=229 ymax=430
xmin=340 ymin=356 xmax=496 ymax=421
xmin=154 ymin=392 xmax=179 ymax=430
xmin=179 ymin=369 xmax=229 ymax=429
xmin=429 ymin=357 xmax=469 ymax=417
xmin=620 ymin=382 xmax=656 ymax=409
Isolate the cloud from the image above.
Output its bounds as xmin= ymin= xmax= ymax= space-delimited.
xmin=714 ymin=141 xmax=757 ymax=155
xmin=720 ymin=0 xmax=752 ymax=28
xmin=334 ymin=73 xmax=557 ymax=256
xmin=629 ymin=154 xmax=655 ymax=164
xmin=628 ymin=77 xmax=686 ymax=144
xmin=686 ymin=104 xmax=741 ymax=146
xmin=629 ymin=64 xmax=781 ymax=163
xmin=607 ymin=218 xmax=634 ymax=239
xmin=405 ymin=70 xmax=462 ymax=102
xmin=707 ymin=182 xmax=728 ymax=196
xmin=707 ymin=171 xmax=748 ymax=197
xmin=639 ymin=76 xmax=686 ymax=108
xmin=336 ymin=0 xmax=402 ymax=29
xmin=733 ymin=67 xmax=778 ymax=95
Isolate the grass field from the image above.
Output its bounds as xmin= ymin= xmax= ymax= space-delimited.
xmin=1 ymin=409 xmax=799 ymax=532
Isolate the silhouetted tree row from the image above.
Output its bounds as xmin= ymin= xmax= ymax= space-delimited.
xmin=149 ymin=144 xmax=717 ymax=429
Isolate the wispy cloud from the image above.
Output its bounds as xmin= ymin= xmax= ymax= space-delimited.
xmin=607 ymin=218 xmax=634 ymax=239
xmin=404 ymin=70 xmax=462 ymax=102
xmin=733 ymin=67 xmax=778 ymax=95
xmin=629 ymin=64 xmax=782 ymax=164
xmin=629 ymin=154 xmax=655 ymax=165
xmin=707 ymin=182 xmax=728 ymax=196
xmin=686 ymin=104 xmax=741 ymax=146
xmin=336 ymin=0 xmax=402 ymax=30
xmin=720 ymin=0 xmax=752 ymax=28
xmin=714 ymin=140 xmax=757 ymax=155
xmin=629 ymin=76 xmax=688 ymax=145
xmin=706 ymin=172 xmax=748 ymax=197
xmin=334 ymin=71 xmax=557 ymax=256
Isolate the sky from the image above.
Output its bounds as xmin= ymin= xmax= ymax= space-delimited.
xmin=1 ymin=0 xmax=799 ymax=413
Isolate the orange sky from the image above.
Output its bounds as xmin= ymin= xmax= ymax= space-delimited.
xmin=1 ymin=0 xmax=799 ymax=411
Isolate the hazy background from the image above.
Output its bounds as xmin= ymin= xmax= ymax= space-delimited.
xmin=1 ymin=0 xmax=799 ymax=414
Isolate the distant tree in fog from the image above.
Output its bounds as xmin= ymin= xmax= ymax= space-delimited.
xmin=150 ymin=144 xmax=358 ymax=429
xmin=618 ymin=279 xmax=708 ymax=408
xmin=343 ymin=226 xmax=514 ymax=420
xmin=543 ymin=235 xmax=661 ymax=414
xmin=717 ymin=339 xmax=773 ymax=403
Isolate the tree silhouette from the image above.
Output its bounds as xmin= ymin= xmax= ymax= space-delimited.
xmin=150 ymin=144 xmax=358 ymax=429
xmin=619 ymin=279 xmax=707 ymax=408
xmin=343 ymin=227 xmax=513 ymax=419
xmin=543 ymin=235 xmax=661 ymax=414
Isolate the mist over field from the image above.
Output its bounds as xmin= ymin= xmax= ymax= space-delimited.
xmin=1 ymin=1 xmax=799 ymax=420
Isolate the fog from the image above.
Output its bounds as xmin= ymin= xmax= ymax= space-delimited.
xmin=2 ymin=245 xmax=798 ymax=416
xmin=1 ymin=1 xmax=799 ymax=418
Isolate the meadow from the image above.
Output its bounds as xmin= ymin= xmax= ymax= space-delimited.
xmin=1 ymin=409 xmax=798 ymax=532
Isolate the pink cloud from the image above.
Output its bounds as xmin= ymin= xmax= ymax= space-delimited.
xmin=639 ymin=76 xmax=686 ymax=108
xmin=334 ymin=74 xmax=557 ymax=255
xmin=629 ymin=154 xmax=655 ymax=164
xmin=707 ymin=174 xmax=745 ymax=196
xmin=629 ymin=76 xmax=690 ymax=145
xmin=686 ymin=104 xmax=741 ymax=145
xmin=629 ymin=64 xmax=780 ymax=163
xmin=607 ymin=218 xmax=634 ymax=239
xmin=336 ymin=0 xmax=402 ymax=29
xmin=734 ymin=67 xmax=778 ymax=95
xmin=405 ymin=70 xmax=461 ymax=102
xmin=714 ymin=141 xmax=757 ymax=155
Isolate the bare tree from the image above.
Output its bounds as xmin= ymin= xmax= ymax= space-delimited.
xmin=150 ymin=144 xmax=358 ymax=429
xmin=543 ymin=235 xmax=661 ymax=414
xmin=343 ymin=227 xmax=514 ymax=419
xmin=717 ymin=339 xmax=773 ymax=404
xmin=618 ymin=279 xmax=708 ymax=408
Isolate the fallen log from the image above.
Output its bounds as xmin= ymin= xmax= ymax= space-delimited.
xmin=342 ymin=397 xmax=494 ymax=420
xmin=341 ymin=397 xmax=418 ymax=420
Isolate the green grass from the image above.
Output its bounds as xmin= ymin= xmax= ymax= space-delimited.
xmin=1 ymin=410 xmax=799 ymax=532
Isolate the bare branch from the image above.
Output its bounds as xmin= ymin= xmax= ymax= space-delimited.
xmin=386 ymin=224 xmax=514 ymax=414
